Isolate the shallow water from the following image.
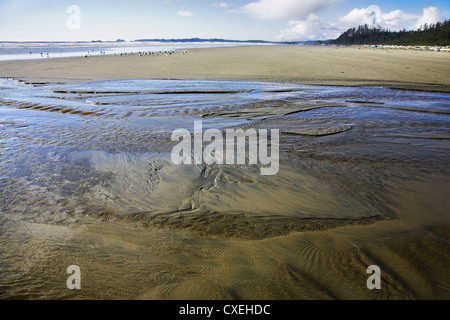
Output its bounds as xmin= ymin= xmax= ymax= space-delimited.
xmin=0 ymin=78 xmax=449 ymax=299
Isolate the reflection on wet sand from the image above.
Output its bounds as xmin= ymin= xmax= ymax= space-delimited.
xmin=0 ymin=79 xmax=449 ymax=299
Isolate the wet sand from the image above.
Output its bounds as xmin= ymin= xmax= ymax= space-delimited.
xmin=2 ymin=174 xmax=448 ymax=299
xmin=1 ymin=45 xmax=450 ymax=92
xmin=0 ymin=46 xmax=449 ymax=300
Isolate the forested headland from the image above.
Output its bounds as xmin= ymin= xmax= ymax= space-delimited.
xmin=329 ymin=19 xmax=450 ymax=46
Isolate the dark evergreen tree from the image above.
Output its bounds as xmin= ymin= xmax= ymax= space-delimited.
xmin=329 ymin=19 xmax=450 ymax=46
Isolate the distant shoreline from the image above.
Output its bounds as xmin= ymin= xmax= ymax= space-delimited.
xmin=0 ymin=41 xmax=277 ymax=62
xmin=1 ymin=45 xmax=449 ymax=92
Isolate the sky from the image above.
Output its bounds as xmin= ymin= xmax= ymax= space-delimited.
xmin=0 ymin=0 xmax=449 ymax=42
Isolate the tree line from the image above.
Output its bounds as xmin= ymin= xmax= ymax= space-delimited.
xmin=328 ymin=19 xmax=450 ymax=46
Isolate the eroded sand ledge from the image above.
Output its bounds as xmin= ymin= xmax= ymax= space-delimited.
xmin=1 ymin=45 xmax=450 ymax=92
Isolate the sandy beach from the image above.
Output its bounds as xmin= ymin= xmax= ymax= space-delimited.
xmin=1 ymin=45 xmax=450 ymax=92
xmin=0 ymin=44 xmax=449 ymax=300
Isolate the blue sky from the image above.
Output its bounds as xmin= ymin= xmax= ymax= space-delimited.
xmin=0 ymin=0 xmax=449 ymax=41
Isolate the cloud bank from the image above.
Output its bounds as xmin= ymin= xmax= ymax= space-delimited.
xmin=276 ymin=5 xmax=446 ymax=41
xmin=415 ymin=6 xmax=445 ymax=28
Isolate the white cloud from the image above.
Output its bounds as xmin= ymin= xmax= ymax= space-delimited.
xmin=279 ymin=14 xmax=330 ymax=40
xmin=339 ymin=5 xmax=419 ymax=31
xmin=240 ymin=0 xmax=338 ymax=21
xmin=339 ymin=7 xmax=380 ymax=27
xmin=415 ymin=6 xmax=444 ymax=28
xmin=212 ymin=2 xmax=231 ymax=9
xmin=381 ymin=10 xmax=416 ymax=28
xmin=176 ymin=11 xmax=194 ymax=17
